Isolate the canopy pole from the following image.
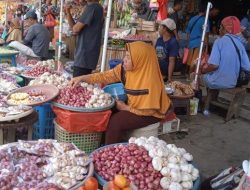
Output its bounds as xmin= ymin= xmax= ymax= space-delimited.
xmin=39 ymin=0 xmax=42 ymax=24
xmin=4 ymin=2 xmax=8 ymax=27
xmin=193 ymin=2 xmax=213 ymax=88
xmin=57 ymin=0 xmax=64 ymax=63
xmin=101 ymin=0 xmax=113 ymax=72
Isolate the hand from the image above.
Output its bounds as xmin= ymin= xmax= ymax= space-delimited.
xmin=116 ymin=100 xmax=129 ymax=111
xmin=69 ymin=76 xmax=83 ymax=88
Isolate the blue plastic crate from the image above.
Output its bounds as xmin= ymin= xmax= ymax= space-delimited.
xmin=32 ymin=103 xmax=55 ymax=140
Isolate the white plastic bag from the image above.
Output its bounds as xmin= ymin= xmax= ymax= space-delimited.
xmin=8 ymin=41 xmax=39 ymax=58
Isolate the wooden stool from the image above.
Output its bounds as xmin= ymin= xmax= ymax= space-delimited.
xmin=170 ymin=96 xmax=192 ymax=119
xmin=0 ymin=112 xmax=38 ymax=145
xmin=204 ymin=88 xmax=246 ymax=121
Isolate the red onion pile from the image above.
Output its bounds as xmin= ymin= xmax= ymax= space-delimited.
xmin=124 ymin=34 xmax=149 ymax=41
xmin=93 ymin=144 xmax=163 ymax=190
xmin=55 ymin=86 xmax=92 ymax=107
xmin=24 ymin=66 xmax=50 ymax=78
xmin=22 ymin=59 xmax=39 ymax=67
xmin=0 ymin=73 xmax=16 ymax=83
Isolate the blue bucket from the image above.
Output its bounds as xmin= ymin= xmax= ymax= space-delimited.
xmin=103 ymin=83 xmax=127 ymax=102
xmin=109 ymin=59 xmax=123 ymax=69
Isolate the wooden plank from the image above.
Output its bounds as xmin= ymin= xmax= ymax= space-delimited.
xmin=210 ymin=100 xmax=229 ymax=110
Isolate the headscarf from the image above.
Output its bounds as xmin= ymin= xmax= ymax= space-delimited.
xmin=125 ymin=41 xmax=170 ymax=115
xmin=221 ymin=16 xmax=241 ymax=35
xmin=6 ymin=18 xmax=22 ymax=43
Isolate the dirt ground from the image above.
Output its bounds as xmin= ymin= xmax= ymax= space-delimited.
xmin=160 ymin=113 xmax=250 ymax=181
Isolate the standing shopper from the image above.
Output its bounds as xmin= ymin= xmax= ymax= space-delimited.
xmin=186 ymin=5 xmax=210 ymax=76
xmin=42 ymin=0 xmax=59 ymax=41
xmin=65 ymin=0 xmax=104 ymax=77
xmin=168 ymin=0 xmax=183 ymax=40
xmin=70 ymin=42 xmax=171 ymax=144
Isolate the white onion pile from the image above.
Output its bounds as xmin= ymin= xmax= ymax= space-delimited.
xmin=93 ymin=144 xmax=163 ymax=190
xmin=129 ymin=137 xmax=199 ymax=190
xmin=29 ymin=72 xmax=69 ymax=89
xmin=0 ymin=78 xmax=18 ymax=94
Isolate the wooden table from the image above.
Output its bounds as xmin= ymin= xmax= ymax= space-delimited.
xmin=0 ymin=112 xmax=38 ymax=145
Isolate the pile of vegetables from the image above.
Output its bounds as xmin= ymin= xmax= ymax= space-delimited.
xmin=0 ymin=140 xmax=91 ymax=190
xmin=29 ymin=72 xmax=69 ymax=89
xmin=0 ymin=78 xmax=18 ymax=94
xmin=55 ymin=83 xmax=112 ymax=108
xmin=0 ymin=73 xmax=16 ymax=83
xmin=93 ymin=137 xmax=199 ymax=190
xmin=23 ymin=66 xmax=51 ymax=78
xmin=93 ymin=143 xmax=163 ymax=190
xmin=124 ymin=34 xmax=149 ymax=41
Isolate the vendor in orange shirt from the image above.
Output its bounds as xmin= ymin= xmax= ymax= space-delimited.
xmin=70 ymin=41 xmax=171 ymax=144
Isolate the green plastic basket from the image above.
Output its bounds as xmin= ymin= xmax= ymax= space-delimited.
xmin=54 ymin=120 xmax=102 ymax=154
xmin=16 ymin=76 xmax=24 ymax=86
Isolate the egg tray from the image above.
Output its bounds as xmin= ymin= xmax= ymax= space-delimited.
xmin=52 ymin=98 xmax=115 ymax=113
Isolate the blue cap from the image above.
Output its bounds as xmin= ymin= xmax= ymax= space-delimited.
xmin=24 ymin=10 xmax=37 ymax=20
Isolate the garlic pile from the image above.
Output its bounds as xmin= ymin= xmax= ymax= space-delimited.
xmin=0 ymin=78 xmax=18 ymax=94
xmin=81 ymin=82 xmax=112 ymax=109
xmin=0 ymin=140 xmax=91 ymax=190
xmin=36 ymin=59 xmax=56 ymax=70
xmin=44 ymin=150 xmax=90 ymax=189
xmin=29 ymin=72 xmax=69 ymax=89
xmin=129 ymin=137 xmax=199 ymax=190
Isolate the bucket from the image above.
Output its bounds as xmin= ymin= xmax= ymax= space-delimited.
xmin=190 ymin=97 xmax=199 ymax=115
xmin=109 ymin=59 xmax=123 ymax=69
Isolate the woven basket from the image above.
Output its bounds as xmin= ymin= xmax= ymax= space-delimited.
xmin=54 ymin=120 xmax=102 ymax=154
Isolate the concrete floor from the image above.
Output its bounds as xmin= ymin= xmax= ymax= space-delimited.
xmin=160 ymin=113 xmax=250 ymax=180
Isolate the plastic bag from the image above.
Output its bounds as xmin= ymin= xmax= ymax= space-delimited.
xmin=8 ymin=41 xmax=39 ymax=58
xmin=44 ymin=14 xmax=56 ymax=28
xmin=52 ymin=106 xmax=112 ymax=133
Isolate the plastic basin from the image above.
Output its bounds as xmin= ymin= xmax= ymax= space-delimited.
xmin=91 ymin=143 xmax=201 ymax=189
xmin=103 ymin=83 xmax=127 ymax=102
xmin=109 ymin=59 xmax=123 ymax=69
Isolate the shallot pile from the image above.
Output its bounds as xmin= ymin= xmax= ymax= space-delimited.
xmin=0 ymin=73 xmax=16 ymax=83
xmin=29 ymin=72 xmax=69 ymax=89
xmin=0 ymin=140 xmax=91 ymax=190
xmin=93 ymin=144 xmax=163 ymax=190
xmin=129 ymin=137 xmax=199 ymax=190
xmin=23 ymin=66 xmax=51 ymax=78
xmin=0 ymin=78 xmax=18 ymax=94
xmin=55 ymin=83 xmax=112 ymax=108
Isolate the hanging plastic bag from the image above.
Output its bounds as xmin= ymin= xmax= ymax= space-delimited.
xmin=182 ymin=48 xmax=189 ymax=64
xmin=44 ymin=14 xmax=56 ymax=28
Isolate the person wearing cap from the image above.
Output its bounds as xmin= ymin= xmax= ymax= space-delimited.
xmin=156 ymin=18 xmax=179 ymax=82
xmin=200 ymin=16 xmax=250 ymax=89
xmin=23 ymin=10 xmax=50 ymax=60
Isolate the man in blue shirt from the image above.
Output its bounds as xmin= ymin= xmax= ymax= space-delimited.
xmin=241 ymin=10 xmax=250 ymax=53
xmin=155 ymin=18 xmax=179 ymax=82
xmin=201 ymin=16 xmax=250 ymax=89
xmin=186 ymin=5 xmax=210 ymax=75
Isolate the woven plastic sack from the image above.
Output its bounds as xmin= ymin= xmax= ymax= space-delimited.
xmin=52 ymin=106 xmax=112 ymax=133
